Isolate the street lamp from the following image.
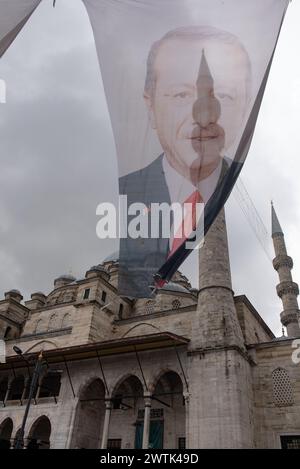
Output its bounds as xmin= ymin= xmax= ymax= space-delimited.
xmin=13 ymin=348 xmax=44 ymax=450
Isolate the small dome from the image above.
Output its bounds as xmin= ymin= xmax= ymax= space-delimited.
xmin=7 ymin=289 xmax=22 ymax=295
xmin=86 ymin=264 xmax=110 ymax=280
xmin=57 ymin=274 xmax=76 ymax=282
xmin=54 ymin=274 xmax=76 ymax=289
xmin=103 ymin=251 xmax=119 ymax=263
xmin=160 ymin=282 xmax=190 ymax=294
xmin=5 ymin=289 xmax=23 ymax=303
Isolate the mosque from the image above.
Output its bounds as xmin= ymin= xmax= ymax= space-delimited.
xmin=0 ymin=205 xmax=299 ymax=449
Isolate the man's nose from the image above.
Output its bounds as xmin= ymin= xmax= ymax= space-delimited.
xmin=192 ymin=94 xmax=221 ymax=128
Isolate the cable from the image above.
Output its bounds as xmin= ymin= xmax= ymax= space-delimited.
xmin=232 ymin=177 xmax=273 ymax=262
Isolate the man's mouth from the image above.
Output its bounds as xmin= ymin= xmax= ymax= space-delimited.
xmin=190 ymin=135 xmax=218 ymax=141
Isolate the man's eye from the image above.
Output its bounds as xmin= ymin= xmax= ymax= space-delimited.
xmin=173 ymin=91 xmax=190 ymax=99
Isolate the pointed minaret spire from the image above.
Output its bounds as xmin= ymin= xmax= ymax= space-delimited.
xmin=271 ymin=203 xmax=300 ymax=337
xmin=272 ymin=201 xmax=283 ymax=236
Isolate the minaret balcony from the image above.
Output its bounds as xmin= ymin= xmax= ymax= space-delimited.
xmin=280 ymin=309 xmax=300 ymax=327
xmin=276 ymin=281 xmax=299 ymax=299
xmin=273 ymin=255 xmax=293 ymax=272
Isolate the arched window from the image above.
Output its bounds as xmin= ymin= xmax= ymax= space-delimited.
xmin=61 ymin=313 xmax=71 ymax=329
xmin=172 ymin=299 xmax=181 ymax=310
xmin=35 ymin=319 xmax=44 ymax=334
xmin=0 ymin=418 xmax=13 ymax=449
xmin=145 ymin=301 xmax=155 ymax=315
xmin=27 ymin=416 xmax=51 ymax=449
xmin=48 ymin=314 xmax=57 ymax=331
xmin=272 ymin=368 xmax=294 ymax=407
xmin=63 ymin=292 xmax=74 ymax=303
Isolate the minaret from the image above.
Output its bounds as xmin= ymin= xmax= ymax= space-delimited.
xmin=193 ymin=207 xmax=245 ymax=349
xmin=272 ymin=203 xmax=300 ymax=337
xmin=188 ymin=208 xmax=253 ymax=449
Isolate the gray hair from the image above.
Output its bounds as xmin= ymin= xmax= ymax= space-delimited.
xmin=144 ymin=25 xmax=252 ymax=101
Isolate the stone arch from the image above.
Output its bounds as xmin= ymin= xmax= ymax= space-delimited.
xmin=110 ymin=373 xmax=146 ymax=397
xmin=122 ymin=323 xmax=161 ymax=338
xmin=109 ymin=374 xmax=145 ymax=449
xmin=48 ymin=314 xmax=57 ymax=331
xmin=13 ymin=427 xmax=23 ymax=449
xmin=61 ymin=313 xmax=71 ymax=329
xmin=70 ymin=378 xmax=106 ymax=449
xmin=27 ymin=416 xmax=51 ymax=449
xmin=150 ymin=370 xmax=186 ymax=449
xmin=35 ymin=318 xmax=44 ymax=334
xmin=76 ymin=375 xmax=106 ymax=399
xmin=0 ymin=418 xmax=13 ymax=449
xmin=23 ymin=340 xmax=59 ymax=354
xmin=149 ymin=368 xmax=187 ymax=394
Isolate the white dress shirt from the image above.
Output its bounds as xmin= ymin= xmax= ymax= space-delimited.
xmin=162 ymin=155 xmax=222 ymax=249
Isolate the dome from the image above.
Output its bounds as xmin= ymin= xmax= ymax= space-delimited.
xmin=7 ymin=289 xmax=22 ymax=295
xmin=85 ymin=264 xmax=110 ymax=281
xmin=57 ymin=274 xmax=76 ymax=282
xmin=103 ymin=251 xmax=119 ymax=263
xmin=160 ymin=282 xmax=190 ymax=294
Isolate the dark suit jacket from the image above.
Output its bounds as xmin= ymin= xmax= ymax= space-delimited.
xmin=118 ymin=154 xmax=241 ymax=297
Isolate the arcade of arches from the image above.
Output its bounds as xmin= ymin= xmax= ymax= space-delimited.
xmin=0 ymin=416 xmax=51 ymax=450
xmin=71 ymin=371 xmax=186 ymax=449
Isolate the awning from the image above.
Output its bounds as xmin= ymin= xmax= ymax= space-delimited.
xmin=1 ymin=332 xmax=189 ymax=370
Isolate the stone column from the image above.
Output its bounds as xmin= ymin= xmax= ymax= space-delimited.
xmin=142 ymin=393 xmax=152 ymax=449
xmin=101 ymin=399 xmax=112 ymax=449
xmin=21 ymin=377 xmax=30 ymax=403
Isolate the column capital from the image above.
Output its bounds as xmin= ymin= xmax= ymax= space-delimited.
xmin=183 ymin=391 xmax=190 ymax=404
xmin=143 ymin=392 xmax=152 ymax=407
xmin=104 ymin=398 xmax=113 ymax=410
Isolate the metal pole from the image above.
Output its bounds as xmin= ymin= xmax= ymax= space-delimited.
xmin=14 ymin=352 xmax=43 ymax=450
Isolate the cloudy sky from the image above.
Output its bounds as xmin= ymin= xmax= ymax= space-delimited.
xmin=0 ymin=0 xmax=299 ymax=337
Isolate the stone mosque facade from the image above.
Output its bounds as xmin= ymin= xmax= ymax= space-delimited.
xmin=0 ymin=206 xmax=299 ymax=449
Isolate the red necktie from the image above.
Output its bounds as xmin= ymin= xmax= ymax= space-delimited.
xmin=168 ymin=190 xmax=203 ymax=259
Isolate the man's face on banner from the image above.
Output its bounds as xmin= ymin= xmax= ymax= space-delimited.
xmin=145 ymin=36 xmax=250 ymax=183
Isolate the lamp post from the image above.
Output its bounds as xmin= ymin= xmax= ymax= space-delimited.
xmin=14 ymin=348 xmax=44 ymax=449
